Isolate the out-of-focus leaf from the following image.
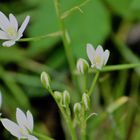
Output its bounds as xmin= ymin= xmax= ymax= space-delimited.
xmin=131 ymin=0 xmax=140 ymax=10
xmin=28 ymin=0 xmax=111 ymax=58
xmin=65 ymin=0 xmax=111 ymax=58
xmin=107 ymin=96 xmax=129 ymax=113
xmin=27 ymin=0 xmax=59 ymax=57
xmin=105 ymin=0 xmax=132 ymax=17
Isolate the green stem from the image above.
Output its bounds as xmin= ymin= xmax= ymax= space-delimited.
xmin=74 ymin=63 xmax=140 ymax=75
xmin=19 ymin=31 xmax=62 ymax=42
xmin=53 ymin=0 xmax=75 ymax=81
xmin=81 ymin=122 xmax=86 ymax=140
xmin=33 ymin=131 xmax=54 ymax=140
xmin=88 ymin=71 xmax=100 ymax=96
xmin=50 ymin=90 xmax=77 ymax=140
xmin=83 ymin=74 xmax=87 ymax=92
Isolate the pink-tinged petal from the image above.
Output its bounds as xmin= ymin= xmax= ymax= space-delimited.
xmin=0 ymin=11 xmax=10 ymax=31
xmin=16 ymin=108 xmax=27 ymax=128
xmin=0 ymin=30 xmax=9 ymax=40
xmin=18 ymin=16 xmax=30 ymax=37
xmin=9 ymin=13 xmax=18 ymax=31
xmin=26 ymin=110 xmax=34 ymax=132
xmin=1 ymin=119 xmax=22 ymax=139
xmin=86 ymin=43 xmax=95 ymax=64
xmin=2 ymin=40 xmax=15 ymax=47
xmin=103 ymin=50 xmax=110 ymax=65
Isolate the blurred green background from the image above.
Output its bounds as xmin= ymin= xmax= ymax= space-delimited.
xmin=0 ymin=0 xmax=140 ymax=140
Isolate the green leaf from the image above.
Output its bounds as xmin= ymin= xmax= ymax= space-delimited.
xmin=28 ymin=0 xmax=111 ymax=58
xmin=105 ymin=0 xmax=132 ymax=17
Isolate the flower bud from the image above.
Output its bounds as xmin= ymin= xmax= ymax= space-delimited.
xmin=41 ymin=72 xmax=51 ymax=90
xmin=54 ymin=91 xmax=62 ymax=103
xmin=82 ymin=93 xmax=90 ymax=111
xmin=73 ymin=103 xmax=82 ymax=117
xmin=63 ymin=90 xmax=70 ymax=107
xmin=77 ymin=58 xmax=89 ymax=74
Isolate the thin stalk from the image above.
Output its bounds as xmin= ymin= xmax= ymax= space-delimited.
xmin=83 ymin=74 xmax=87 ymax=92
xmin=74 ymin=63 xmax=140 ymax=75
xmin=50 ymin=90 xmax=77 ymax=140
xmin=19 ymin=31 xmax=62 ymax=42
xmin=88 ymin=71 xmax=100 ymax=97
xmin=81 ymin=122 xmax=86 ymax=140
xmin=53 ymin=0 xmax=75 ymax=82
xmin=33 ymin=131 xmax=54 ymax=140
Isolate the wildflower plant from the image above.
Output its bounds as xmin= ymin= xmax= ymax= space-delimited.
xmin=0 ymin=0 xmax=140 ymax=140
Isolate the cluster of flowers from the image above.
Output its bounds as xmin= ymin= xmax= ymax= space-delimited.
xmin=0 ymin=92 xmax=38 ymax=140
xmin=77 ymin=44 xmax=110 ymax=71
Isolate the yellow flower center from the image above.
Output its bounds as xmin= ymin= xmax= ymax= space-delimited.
xmin=7 ymin=27 xmax=17 ymax=38
xmin=95 ymin=55 xmax=101 ymax=64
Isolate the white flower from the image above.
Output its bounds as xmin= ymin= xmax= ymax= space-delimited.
xmin=86 ymin=43 xmax=110 ymax=70
xmin=1 ymin=108 xmax=38 ymax=140
xmin=0 ymin=11 xmax=30 ymax=47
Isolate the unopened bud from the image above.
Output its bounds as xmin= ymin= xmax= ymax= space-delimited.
xmin=77 ymin=58 xmax=89 ymax=74
xmin=54 ymin=91 xmax=62 ymax=103
xmin=73 ymin=103 xmax=82 ymax=116
xmin=82 ymin=93 xmax=90 ymax=110
xmin=63 ymin=90 xmax=70 ymax=107
xmin=41 ymin=72 xmax=51 ymax=90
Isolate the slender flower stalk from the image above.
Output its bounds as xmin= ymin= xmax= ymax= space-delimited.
xmin=88 ymin=71 xmax=100 ymax=96
xmin=0 ymin=11 xmax=30 ymax=47
xmin=1 ymin=108 xmax=38 ymax=140
xmin=53 ymin=0 xmax=77 ymax=85
xmin=87 ymin=43 xmax=110 ymax=70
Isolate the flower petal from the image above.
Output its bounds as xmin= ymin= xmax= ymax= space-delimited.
xmin=18 ymin=16 xmax=30 ymax=38
xmin=0 ymin=11 xmax=10 ymax=31
xmin=0 ymin=30 xmax=9 ymax=40
xmin=9 ymin=13 xmax=18 ymax=31
xmin=95 ymin=45 xmax=104 ymax=56
xmin=1 ymin=119 xmax=22 ymax=139
xmin=16 ymin=108 xmax=27 ymax=128
xmin=2 ymin=40 xmax=15 ymax=47
xmin=28 ymin=135 xmax=39 ymax=140
xmin=26 ymin=110 xmax=34 ymax=132
xmin=103 ymin=50 xmax=110 ymax=65
xmin=86 ymin=43 xmax=95 ymax=64
xmin=96 ymin=62 xmax=103 ymax=70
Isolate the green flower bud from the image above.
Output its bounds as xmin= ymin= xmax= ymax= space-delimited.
xmin=73 ymin=103 xmax=82 ymax=117
xmin=63 ymin=90 xmax=70 ymax=107
xmin=77 ymin=58 xmax=89 ymax=74
xmin=54 ymin=91 xmax=62 ymax=103
xmin=41 ymin=72 xmax=51 ymax=90
xmin=82 ymin=93 xmax=90 ymax=111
